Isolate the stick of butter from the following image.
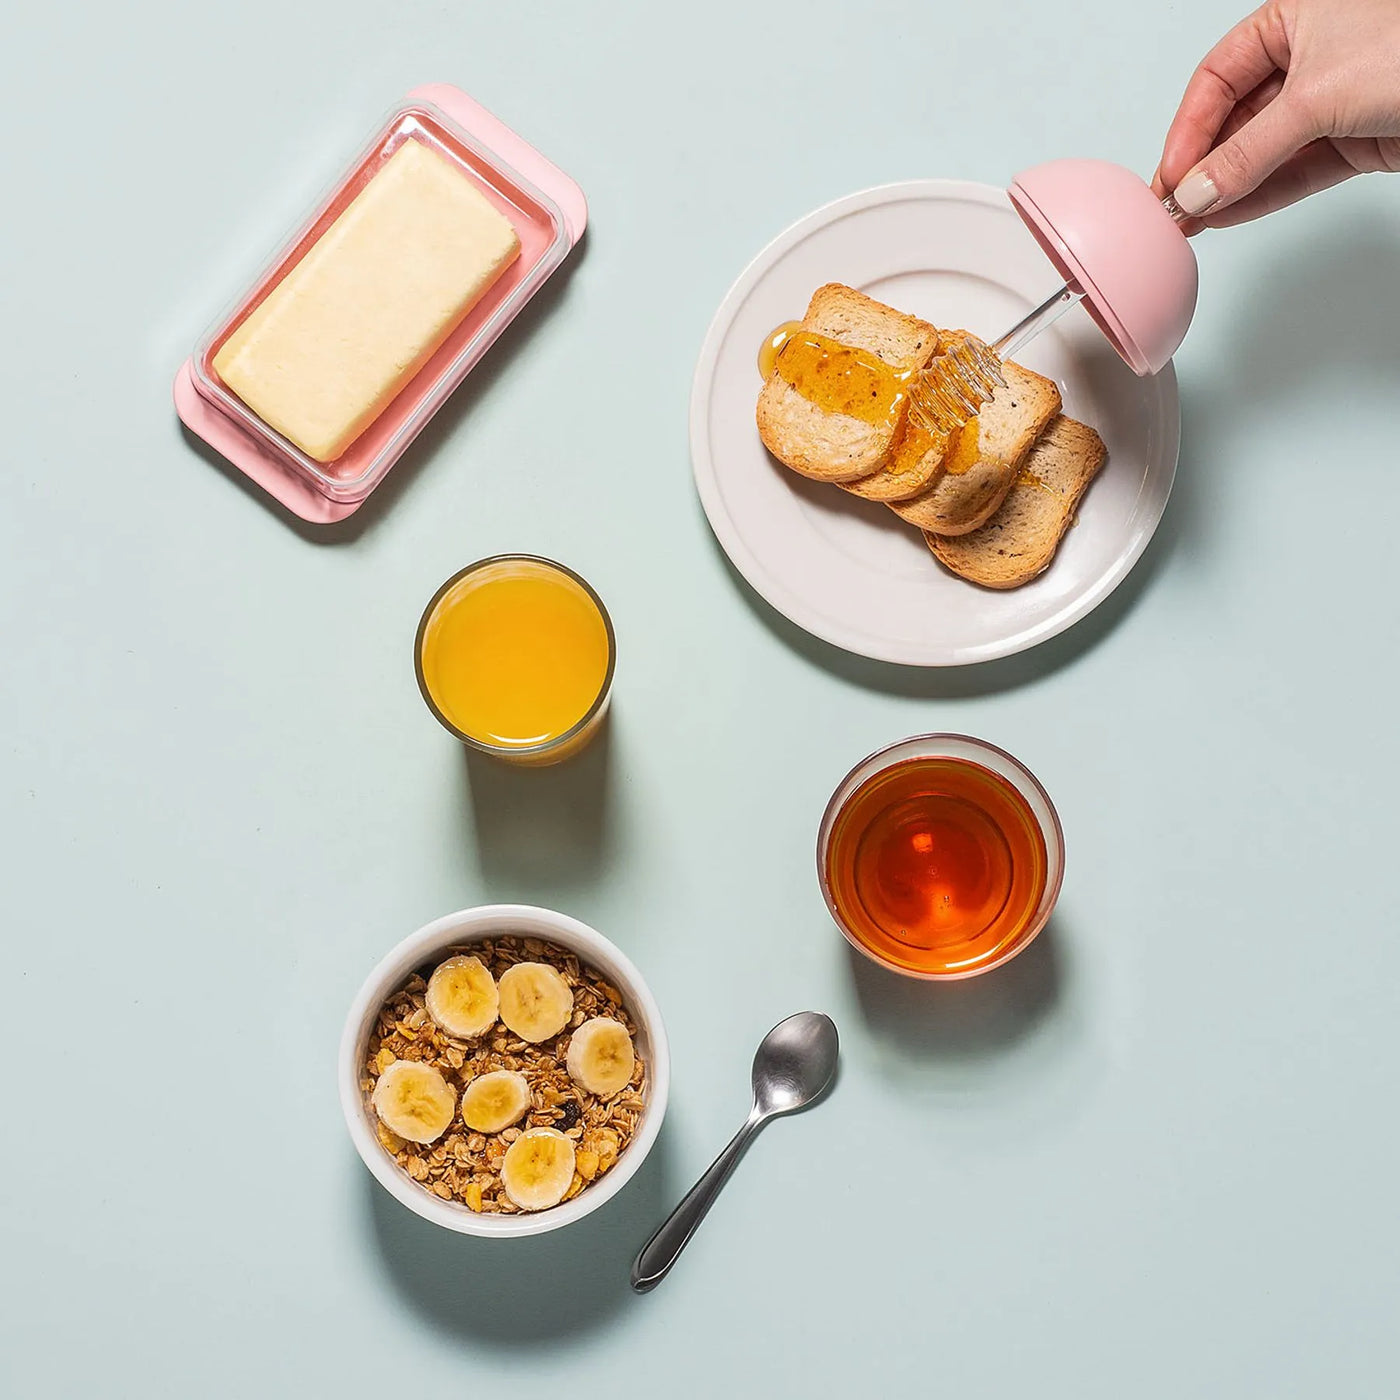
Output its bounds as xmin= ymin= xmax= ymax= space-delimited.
xmin=213 ymin=140 xmax=521 ymax=463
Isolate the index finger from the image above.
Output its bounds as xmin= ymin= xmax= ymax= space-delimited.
xmin=1152 ymin=68 xmax=1285 ymax=199
xmin=1158 ymin=5 xmax=1292 ymax=188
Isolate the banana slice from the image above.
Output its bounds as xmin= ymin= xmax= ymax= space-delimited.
xmin=500 ymin=1127 xmax=576 ymax=1211
xmin=371 ymin=1059 xmax=456 ymax=1144
xmin=460 ymin=1069 xmax=531 ymax=1134
xmin=425 ymin=954 xmax=499 ymax=1039
xmin=497 ymin=962 xmax=574 ymax=1042
xmin=566 ymin=1017 xmax=636 ymax=1097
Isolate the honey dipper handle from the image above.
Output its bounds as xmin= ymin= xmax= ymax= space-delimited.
xmin=992 ymin=283 xmax=1087 ymax=362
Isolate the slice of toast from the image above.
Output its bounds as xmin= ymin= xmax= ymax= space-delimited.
xmin=925 ymin=415 xmax=1107 ymax=588
xmin=886 ymin=336 xmax=1062 ymax=534
xmin=841 ymin=413 xmax=950 ymax=502
xmin=756 ymin=285 xmax=939 ymax=484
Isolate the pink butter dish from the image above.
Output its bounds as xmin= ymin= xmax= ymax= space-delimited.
xmin=174 ymin=85 xmax=587 ymax=524
xmin=1009 ymin=158 xmax=1197 ymax=376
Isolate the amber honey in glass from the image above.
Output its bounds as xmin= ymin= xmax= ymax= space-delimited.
xmin=819 ymin=736 xmax=1063 ymax=979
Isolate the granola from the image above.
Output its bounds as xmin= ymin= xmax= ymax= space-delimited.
xmin=361 ymin=936 xmax=646 ymax=1214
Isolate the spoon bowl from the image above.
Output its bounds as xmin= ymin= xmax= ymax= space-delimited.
xmin=751 ymin=1012 xmax=839 ymax=1117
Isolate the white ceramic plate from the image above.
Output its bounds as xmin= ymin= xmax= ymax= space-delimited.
xmin=690 ymin=180 xmax=1179 ymax=666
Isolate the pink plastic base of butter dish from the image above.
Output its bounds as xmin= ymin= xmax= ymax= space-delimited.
xmin=174 ymin=84 xmax=587 ymax=525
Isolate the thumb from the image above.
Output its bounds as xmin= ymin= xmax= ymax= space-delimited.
xmin=1172 ymin=91 xmax=1317 ymax=216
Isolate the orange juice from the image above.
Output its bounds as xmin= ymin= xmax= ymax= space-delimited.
xmin=415 ymin=557 xmax=613 ymax=763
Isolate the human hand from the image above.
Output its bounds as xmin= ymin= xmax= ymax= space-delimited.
xmin=1152 ymin=0 xmax=1400 ymax=230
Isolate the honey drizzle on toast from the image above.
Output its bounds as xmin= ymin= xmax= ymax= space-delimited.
xmin=768 ymin=331 xmax=915 ymax=430
xmin=884 ymin=417 xmax=949 ymax=476
xmin=1015 ymin=465 xmax=1057 ymax=495
xmin=760 ymin=323 xmax=985 ymax=478
xmin=757 ymin=322 xmax=805 ymax=380
xmin=940 ymin=420 xmax=980 ymax=476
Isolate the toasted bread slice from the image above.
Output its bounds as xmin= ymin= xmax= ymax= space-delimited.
xmin=887 ymin=336 xmax=1062 ymax=533
xmin=926 ymin=416 xmax=1107 ymax=588
xmin=841 ymin=331 xmax=1060 ymax=506
xmin=841 ymin=414 xmax=951 ymax=502
xmin=756 ymin=285 xmax=939 ymax=484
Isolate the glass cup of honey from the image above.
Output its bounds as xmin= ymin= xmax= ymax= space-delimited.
xmin=818 ymin=735 xmax=1064 ymax=980
xmin=414 ymin=555 xmax=615 ymax=766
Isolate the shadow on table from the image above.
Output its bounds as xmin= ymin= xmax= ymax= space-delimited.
xmin=366 ymin=1120 xmax=675 ymax=1345
xmin=844 ymin=918 xmax=1063 ymax=1060
xmin=1219 ymin=212 xmax=1400 ymax=401
xmin=178 ymin=242 xmax=586 ymax=543
xmin=457 ymin=715 xmax=620 ymax=894
xmin=1159 ymin=211 xmax=1400 ymax=565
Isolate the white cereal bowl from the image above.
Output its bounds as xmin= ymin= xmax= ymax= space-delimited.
xmin=339 ymin=904 xmax=670 ymax=1238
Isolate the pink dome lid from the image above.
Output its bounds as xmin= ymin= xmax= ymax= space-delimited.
xmin=1008 ymin=158 xmax=1197 ymax=376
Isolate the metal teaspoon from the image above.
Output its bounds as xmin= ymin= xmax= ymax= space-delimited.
xmin=630 ymin=1011 xmax=840 ymax=1292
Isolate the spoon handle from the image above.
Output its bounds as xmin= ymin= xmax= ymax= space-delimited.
xmin=631 ymin=1111 xmax=763 ymax=1292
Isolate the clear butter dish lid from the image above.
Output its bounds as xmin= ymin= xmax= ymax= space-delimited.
xmin=173 ymin=84 xmax=587 ymax=524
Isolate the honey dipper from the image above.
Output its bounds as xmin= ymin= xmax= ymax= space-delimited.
xmin=906 ymin=161 xmax=1198 ymax=438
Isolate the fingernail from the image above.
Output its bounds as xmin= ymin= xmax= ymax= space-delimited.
xmin=1173 ymin=170 xmax=1219 ymax=216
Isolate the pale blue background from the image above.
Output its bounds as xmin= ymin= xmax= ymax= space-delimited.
xmin=3 ymin=0 xmax=1398 ymax=1395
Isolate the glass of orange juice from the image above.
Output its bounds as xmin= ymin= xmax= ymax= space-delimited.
xmin=414 ymin=555 xmax=615 ymax=766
